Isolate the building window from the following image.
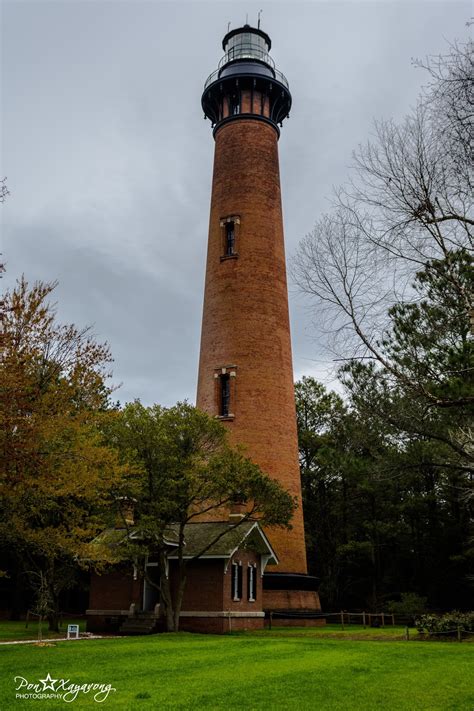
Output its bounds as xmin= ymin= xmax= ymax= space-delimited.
xmin=220 ymin=216 xmax=240 ymax=260
xmin=214 ymin=366 xmax=236 ymax=419
xmin=229 ymin=94 xmax=240 ymax=115
xmin=248 ymin=564 xmax=256 ymax=602
xmin=220 ymin=374 xmax=230 ymax=417
xmin=232 ymin=562 xmax=242 ymax=601
xmin=225 ymin=221 xmax=235 ymax=256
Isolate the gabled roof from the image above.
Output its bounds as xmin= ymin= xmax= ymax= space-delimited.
xmin=89 ymin=520 xmax=278 ymax=566
xmin=167 ymin=521 xmax=278 ymax=565
xmin=88 ymin=527 xmax=178 ymax=563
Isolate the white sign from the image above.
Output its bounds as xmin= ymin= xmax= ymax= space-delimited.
xmin=67 ymin=624 xmax=79 ymax=640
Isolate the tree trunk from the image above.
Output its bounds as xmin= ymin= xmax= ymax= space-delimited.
xmin=172 ymin=573 xmax=187 ymax=632
xmin=47 ymin=571 xmax=60 ymax=632
xmin=159 ymin=549 xmax=175 ymax=632
xmin=47 ymin=611 xmax=60 ymax=633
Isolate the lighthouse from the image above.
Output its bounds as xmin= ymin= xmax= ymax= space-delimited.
xmin=197 ymin=24 xmax=321 ymax=614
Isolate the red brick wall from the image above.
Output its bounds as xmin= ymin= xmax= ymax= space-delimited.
xmin=171 ymin=550 xmax=262 ymax=613
xmin=196 ymin=117 xmax=308 ymax=575
xmin=89 ymin=568 xmax=141 ymax=610
xmin=170 ymin=559 xmax=224 ymax=611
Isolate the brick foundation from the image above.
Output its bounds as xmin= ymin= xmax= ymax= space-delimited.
xmin=269 ymin=617 xmax=326 ymax=628
xmin=86 ymin=613 xmax=128 ymax=633
xmin=179 ymin=614 xmax=264 ymax=634
xmin=263 ymin=589 xmax=321 ymax=611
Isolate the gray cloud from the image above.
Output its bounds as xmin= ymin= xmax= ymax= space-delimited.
xmin=2 ymin=0 xmax=470 ymax=404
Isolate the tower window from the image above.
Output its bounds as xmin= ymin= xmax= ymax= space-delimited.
xmin=229 ymin=94 xmax=240 ymax=115
xmin=220 ymin=215 xmax=240 ymax=260
xmin=214 ymin=366 xmax=236 ymax=419
xmin=225 ymin=222 xmax=235 ymax=256
xmin=220 ymin=373 xmax=230 ymax=417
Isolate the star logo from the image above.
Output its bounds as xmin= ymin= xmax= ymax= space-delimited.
xmin=39 ymin=673 xmax=57 ymax=691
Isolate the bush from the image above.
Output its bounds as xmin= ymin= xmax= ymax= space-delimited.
xmin=415 ymin=611 xmax=474 ymax=635
xmin=387 ymin=593 xmax=427 ymax=617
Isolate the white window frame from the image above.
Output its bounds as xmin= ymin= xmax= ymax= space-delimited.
xmin=248 ymin=563 xmax=256 ymax=602
xmin=232 ymin=561 xmax=241 ymax=601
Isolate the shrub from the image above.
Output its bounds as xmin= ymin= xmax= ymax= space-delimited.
xmin=415 ymin=611 xmax=474 ymax=635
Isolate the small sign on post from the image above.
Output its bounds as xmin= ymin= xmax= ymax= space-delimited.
xmin=67 ymin=624 xmax=80 ymax=640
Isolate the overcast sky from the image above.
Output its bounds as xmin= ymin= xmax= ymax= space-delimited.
xmin=2 ymin=0 xmax=470 ymax=405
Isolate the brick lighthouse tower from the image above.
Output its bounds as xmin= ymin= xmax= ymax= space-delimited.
xmin=197 ymin=24 xmax=321 ymax=614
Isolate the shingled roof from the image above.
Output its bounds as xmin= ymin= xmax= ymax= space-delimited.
xmin=167 ymin=521 xmax=278 ymax=564
xmin=89 ymin=520 xmax=278 ymax=565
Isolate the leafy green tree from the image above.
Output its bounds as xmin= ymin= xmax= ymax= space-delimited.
xmin=296 ymin=352 xmax=473 ymax=611
xmin=340 ymin=251 xmax=473 ymax=606
xmin=108 ymin=401 xmax=296 ymax=631
xmin=386 ymin=592 xmax=427 ymax=619
xmin=296 ymin=377 xmax=397 ymax=609
xmin=0 ymin=277 xmax=131 ymax=630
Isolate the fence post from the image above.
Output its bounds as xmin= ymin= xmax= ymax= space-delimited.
xmin=457 ymin=625 xmax=462 ymax=643
xmin=269 ymin=612 xmax=273 ymax=631
xmin=362 ymin=611 xmax=366 ymax=628
xmin=381 ymin=612 xmax=385 ymax=627
xmin=368 ymin=613 xmax=371 ymax=627
xmin=391 ymin=614 xmax=395 ymax=626
xmin=405 ymin=626 xmax=409 ymax=641
xmin=340 ymin=611 xmax=344 ymax=630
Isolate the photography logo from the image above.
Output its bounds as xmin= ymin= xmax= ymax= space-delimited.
xmin=14 ymin=673 xmax=116 ymax=703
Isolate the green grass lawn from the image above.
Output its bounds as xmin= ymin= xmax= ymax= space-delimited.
xmin=0 ymin=620 xmax=412 ymax=643
xmin=1 ymin=630 xmax=473 ymax=710
xmin=259 ymin=623 xmax=417 ymax=640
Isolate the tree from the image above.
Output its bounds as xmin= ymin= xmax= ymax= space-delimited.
xmin=295 ymin=375 xmax=473 ymax=611
xmin=295 ymin=377 xmax=346 ymax=598
xmin=0 ymin=277 xmax=132 ymax=630
xmin=339 ymin=250 xmax=473 ymax=461
xmin=292 ymin=40 xmax=473 ymax=572
xmin=293 ymin=39 xmax=473 ymax=402
xmin=295 ymin=376 xmax=399 ymax=609
xmin=107 ymin=401 xmax=296 ymax=631
xmin=337 ymin=253 xmax=473 ymax=606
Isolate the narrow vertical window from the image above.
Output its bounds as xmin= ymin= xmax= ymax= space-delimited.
xmin=248 ymin=564 xmax=256 ymax=601
xmin=232 ymin=562 xmax=242 ymax=601
xmin=230 ymin=93 xmax=240 ymax=115
xmin=225 ymin=221 xmax=235 ymax=256
xmin=220 ymin=373 xmax=230 ymax=417
xmin=220 ymin=216 xmax=239 ymax=260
